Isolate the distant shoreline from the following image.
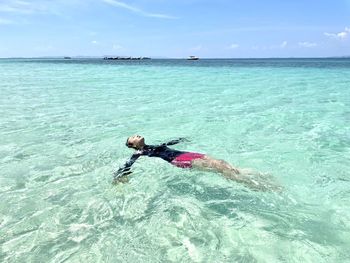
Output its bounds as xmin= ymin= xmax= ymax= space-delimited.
xmin=1 ymin=56 xmax=350 ymax=60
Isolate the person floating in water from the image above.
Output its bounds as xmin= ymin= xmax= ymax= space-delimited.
xmin=114 ymin=135 xmax=280 ymax=191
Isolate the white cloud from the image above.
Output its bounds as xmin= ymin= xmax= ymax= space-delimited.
xmin=0 ymin=0 xmax=90 ymax=16
xmin=280 ymin=41 xmax=287 ymax=48
xmin=324 ymin=27 xmax=350 ymax=40
xmin=191 ymin=45 xmax=202 ymax=51
xmin=0 ymin=17 xmax=13 ymax=24
xmin=88 ymin=31 xmax=97 ymax=36
xmin=112 ymin=44 xmax=123 ymax=50
xmin=267 ymin=41 xmax=288 ymax=49
xmin=298 ymin=42 xmax=317 ymax=48
xmin=102 ymin=0 xmax=178 ymax=19
xmin=91 ymin=40 xmax=98 ymax=44
xmin=0 ymin=0 xmax=178 ymax=20
xmin=229 ymin=43 xmax=239 ymax=49
xmin=0 ymin=1 xmax=47 ymax=14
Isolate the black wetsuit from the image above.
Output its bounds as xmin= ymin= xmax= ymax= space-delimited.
xmin=114 ymin=138 xmax=187 ymax=179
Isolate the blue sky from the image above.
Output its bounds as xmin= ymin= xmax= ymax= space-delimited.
xmin=0 ymin=0 xmax=349 ymax=58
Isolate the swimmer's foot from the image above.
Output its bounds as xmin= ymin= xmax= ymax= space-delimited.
xmin=224 ymin=169 xmax=283 ymax=192
xmin=112 ymin=175 xmax=129 ymax=184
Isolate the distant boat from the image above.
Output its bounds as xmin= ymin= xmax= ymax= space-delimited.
xmin=64 ymin=57 xmax=71 ymax=59
xmin=187 ymin=56 xmax=199 ymax=60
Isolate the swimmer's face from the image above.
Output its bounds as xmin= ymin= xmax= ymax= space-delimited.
xmin=126 ymin=135 xmax=145 ymax=150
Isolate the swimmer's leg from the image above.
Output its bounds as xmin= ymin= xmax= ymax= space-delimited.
xmin=194 ymin=158 xmax=258 ymax=182
xmin=192 ymin=155 xmax=241 ymax=179
xmin=239 ymin=168 xmax=283 ymax=191
xmin=192 ymin=156 xmax=281 ymax=191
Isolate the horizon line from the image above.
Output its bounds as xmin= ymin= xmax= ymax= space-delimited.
xmin=1 ymin=56 xmax=350 ymax=59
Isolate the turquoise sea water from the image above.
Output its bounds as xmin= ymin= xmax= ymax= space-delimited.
xmin=0 ymin=58 xmax=349 ymax=262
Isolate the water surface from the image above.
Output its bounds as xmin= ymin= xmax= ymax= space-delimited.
xmin=0 ymin=58 xmax=349 ymax=262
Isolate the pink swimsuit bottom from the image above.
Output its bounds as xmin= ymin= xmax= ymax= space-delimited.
xmin=171 ymin=152 xmax=205 ymax=168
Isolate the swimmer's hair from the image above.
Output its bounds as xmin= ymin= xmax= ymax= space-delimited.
xmin=125 ymin=138 xmax=133 ymax=148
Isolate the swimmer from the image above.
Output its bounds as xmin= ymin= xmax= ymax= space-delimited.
xmin=114 ymin=135 xmax=280 ymax=191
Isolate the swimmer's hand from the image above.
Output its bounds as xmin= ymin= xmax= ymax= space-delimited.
xmin=113 ymin=167 xmax=132 ymax=184
xmin=164 ymin=137 xmax=190 ymax=146
xmin=113 ymin=174 xmax=129 ymax=184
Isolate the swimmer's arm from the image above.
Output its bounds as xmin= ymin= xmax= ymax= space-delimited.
xmin=113 ymin=153 xmax=141 ymax=179
xmin=162 ymin=138 xmax=189 ymax=146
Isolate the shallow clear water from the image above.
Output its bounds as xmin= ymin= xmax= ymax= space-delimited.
xmin=0 ymin=58 xmax=349 ymax=262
